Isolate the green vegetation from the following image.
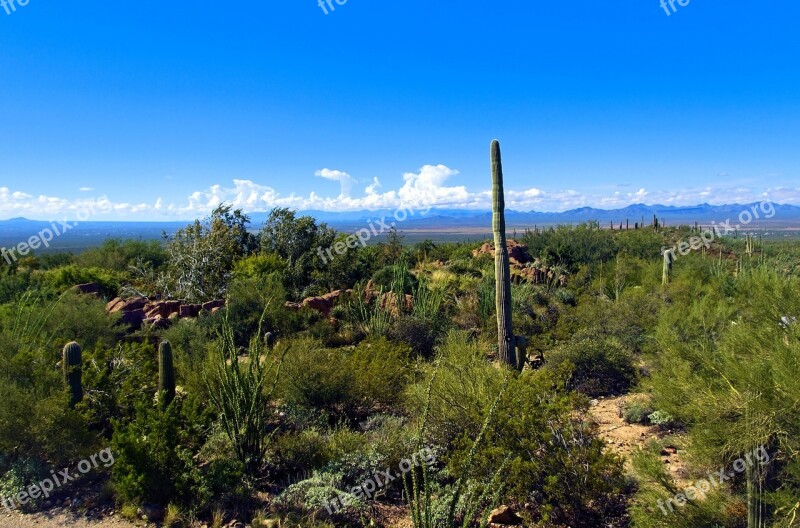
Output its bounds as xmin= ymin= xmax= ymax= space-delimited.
xmin=0 ymin=189 xmax=797 ymax=526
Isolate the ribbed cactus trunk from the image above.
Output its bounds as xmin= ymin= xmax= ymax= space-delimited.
xmin=662 ymin=249 xmax=673 ymax=286
xmin=491 ymin=140 xmax=520 ymax=369
xmin=158 ymin=341 xmax=176 ymax=406
xmin=62 ymin=342 xmax=83 ymax=407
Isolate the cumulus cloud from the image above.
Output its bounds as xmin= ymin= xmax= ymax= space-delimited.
xmin=315 ymin=169 xmax=357 ymax=198
xmin=0 ymin=168 xmax=798 ymax=221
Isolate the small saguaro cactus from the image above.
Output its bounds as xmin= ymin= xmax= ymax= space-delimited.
xmin=491 ymin=140 xmax=526 ymax=371
xmin=63 ymin=342 xmax=83 ymax=407
xmin=662 ymin=249 xmax=674 ymax=286
xmin=158 ymin=340 xmax=176 ymax=406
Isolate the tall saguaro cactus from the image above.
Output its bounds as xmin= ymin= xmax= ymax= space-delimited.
xmin=63 ymin=342 xmax=83 ymax=407
xmin=158 ymin=340 xmax=176 ymax=406
xmin=491 ymin=140 xmax=525 ymax=370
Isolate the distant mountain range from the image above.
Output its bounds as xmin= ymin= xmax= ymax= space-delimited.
xmin=1 ymin=202 xmax=798 ymax=253
xmin=254 ymin=202 xmax=800 ymax=232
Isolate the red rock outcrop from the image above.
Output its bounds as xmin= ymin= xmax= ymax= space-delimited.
xmin=105 ymin=296 xmax=226 ymax=330
xmin=472 ymin=239 xmax=532 ymax=267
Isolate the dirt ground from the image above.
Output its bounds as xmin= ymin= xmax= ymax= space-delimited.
xmin=589 ymin=394 xmax=690 ymax=486
xmin=0 ymin=509 xmax=142 ymax=528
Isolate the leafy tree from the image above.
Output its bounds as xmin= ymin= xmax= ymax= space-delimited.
xmin=163 ymin=205 xmax=254 ymax=302
xmin=258 ymin=208 xmax=335 ymax=298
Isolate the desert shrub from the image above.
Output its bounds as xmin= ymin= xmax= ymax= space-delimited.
xmin=554 ymin=287 xmax=577 ymax=306
xmin=647 ymin=410 xmax=675 ymax=427
xmin=0 ymin=267 xmax=34 ymax=304
xmin=160 ymin=319 xmax=212 ymax=393
xmin=0 ymin=457 xmax=49 ymax=511
xmin=389 ymin=315 xmax=439 ymax=358
xmin=546 ymin=330 xmax=637 ymax=396
xmin=348 ymin=339 xmax=411 ymax=408
xmin=645 ymin=267 xmax=800 ymax=526
xmin=224 ymin=273 xmax=290 ymax=347
xmin=40 ymin=264 xmax=123 ymax=298
xmin=273 ymin=428 xmax=331 ymax=478
xmin=233 ymin=253 xmax=287 ymax=281
xmin=371 ymin=265 xmax=417 ymax=294
xmin=521 ymin=224 xmax=617 ymax=270
xmin=272 ymin=474 xmax=367 ymax=525
xmin=111 ymin=400 xmax=229 ymax=508
xmin=406 ymin=332 xmax=628 ymax=526
xmin=446 ymin=259 xmax=483 ymax=278
xmin=629 ymin=445 xmax=745 ymax=528
xmin=41 ymin=291 xmax=120 ymax=349
xmin=623 ymin=396 xmax=655 ymax=424
xmin=75 ymin=239 xmax=167 ymax=273
xmin=280 ymin=338 xmax=410 ymax=422
xmin=279 ymin=339 xmax=352 ymax=421
xmin=0 ymin=329 xmax=97 ymax=465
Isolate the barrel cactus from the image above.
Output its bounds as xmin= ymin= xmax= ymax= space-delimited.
xmin=264 ymin=331 xmax=276 ymax=350
xmin=62 ymin=341 xmax=83 ymax=407
xmin=158 ymin=340 xmax=176 ymax=406
xmin=491 ymin=140 xmax=526 ymax=370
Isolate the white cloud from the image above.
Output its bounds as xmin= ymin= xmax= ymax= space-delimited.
xmin=79 ymin=187 xmax=95 ymax=192
xmin=0 ymin=168 xmax=798 ymax=221
xmin=315 ymin=169 xmax=357 ymax=198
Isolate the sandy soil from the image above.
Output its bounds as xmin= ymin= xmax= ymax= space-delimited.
xmin=0 ymin=509 xmax=142 ymax=528
xmin=589 ymin=394 xmax=690 ymax=486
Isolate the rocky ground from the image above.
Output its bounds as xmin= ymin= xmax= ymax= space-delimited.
xmin=590 ymin=394 xmax=690 ymax=486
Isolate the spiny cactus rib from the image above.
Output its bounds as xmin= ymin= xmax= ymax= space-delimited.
xmin=158 ymin=340 xmax=176 ymax=406
xmin=63 ymin=341 xmax=83 ymax=407
xmin=492 ymin=140 xmax=521 ymax=370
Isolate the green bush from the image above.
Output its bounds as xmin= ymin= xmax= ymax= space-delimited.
xmin=279 ymin=338 xmax=410 ymax=422
xmin=40 ymin=264 xmax=123 ymax=298
xmin=372 ymin=265 xmax=418 ymax=294
xmin=0 ymin=457 xmax=48 ymax=511
xmin=546 ymin=331 xmax=637 ymax=396
xmin=111 ymin=400 xmax=224 ymax=508
xmin=389 ymin=315 xmax=439 ymax=358
xmin=406 ymin=331 xmax=628 ymax=526
xmin=623 ymin=397 xmax=655 ymax=424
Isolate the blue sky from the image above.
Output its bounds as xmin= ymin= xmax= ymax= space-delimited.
xmin=0 ymin=0 xmax=798 ymax=220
